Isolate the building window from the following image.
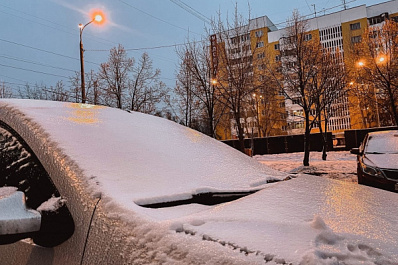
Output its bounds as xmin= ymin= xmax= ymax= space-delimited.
xmin=274 ymin=43 xmax=280 ymax=50
xmin=368 ymin=13 xmax=388 ymax=25
xmin=255 ymin=30 xmax=263 ymax=38
xmin=351 ymin=35 xmax=362 ymax=43
xmin=257 ymin=52 xmax=265 ymax=59
xmin=240 ymin=33 xmax=250 ymax=42
xmin=275 ymin=55 xmax=281 ymax=62
xmin=304 ymin=33 xmax=312 ymax=41
xmin=292 ymin=97 xmax=301 ymax=105
xmin=350 ymin=22 xmax=361 ymax=30
xmin=256 ymin=41 xmax=264 ymax=48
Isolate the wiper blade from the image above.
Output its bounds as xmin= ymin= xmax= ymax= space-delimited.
xmin=139 ymin=190 xmax=260 ymax=209
xmin=365 ymin=152 xmax=384 ymax=154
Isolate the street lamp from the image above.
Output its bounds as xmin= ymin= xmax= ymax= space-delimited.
xmin=356 ymin=60 xmax=381 ymax=127
xmin=79 ymin=12 xmax=104 ymax=103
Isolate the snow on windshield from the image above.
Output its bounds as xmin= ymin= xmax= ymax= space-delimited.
xmin=366 ymin=131 xmax=398 ymax=153
xmin=0 ymin=99 xmax=285 ymax=209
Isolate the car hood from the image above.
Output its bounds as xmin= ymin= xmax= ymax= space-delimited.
xmin=138 ymin=174 xmax=398 ymax=264
xmin=0 ymin=99 xmax=285 ymax=207
xmin=364 ymin=153 xmax=398 ymax=169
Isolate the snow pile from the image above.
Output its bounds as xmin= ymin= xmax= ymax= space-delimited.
xmin=255 ymin=151 xmax=358 ymax=182
xmin=37 ymin=196 xmax=65 ymax=213
xmin=0 ymin=186 xmax=18 ymax=199
xmin=166 ymin=175 xmax=398 ymax=264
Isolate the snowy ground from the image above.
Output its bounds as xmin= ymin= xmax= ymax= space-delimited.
xmin=254 ymin=151 xmax=358 ymax=183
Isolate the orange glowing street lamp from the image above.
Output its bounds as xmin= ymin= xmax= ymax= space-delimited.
xmin=377 ymin=55 xmax=387 ymax=64
xmin=357 ymin=60 xmax=365 ymax=68
xmin=79 ymin=10 xmax=105 ymax=103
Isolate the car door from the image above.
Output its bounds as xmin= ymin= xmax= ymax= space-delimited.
xmin=0 ymin=122 xmax=96 ymax=265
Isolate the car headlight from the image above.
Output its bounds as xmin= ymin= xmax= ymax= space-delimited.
xmin=360 ymin=158 xmax=384 ymax=178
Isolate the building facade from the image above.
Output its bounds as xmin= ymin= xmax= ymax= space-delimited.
xmin=214 ymin=0 xmax=398 ymax=139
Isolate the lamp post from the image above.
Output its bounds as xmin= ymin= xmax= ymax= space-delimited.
xmin=356 ymin=58 xmax=382 ymax=127
xmin=79 ymin=14 xmax=103 ymax=104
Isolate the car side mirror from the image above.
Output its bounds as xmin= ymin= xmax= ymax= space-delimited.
xmin=350 ymin=148 xmax=360 ymax=155
xmin=0 ymin=187 xmax=41 ymax=245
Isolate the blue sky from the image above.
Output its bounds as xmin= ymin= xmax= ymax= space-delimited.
xmin=0 ymin=0 xmax=389 ymax=95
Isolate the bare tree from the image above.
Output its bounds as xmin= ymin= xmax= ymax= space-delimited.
xmin=69 ymin=72 xmax=81 ymax=103
xmin=176 ymin=39 xmax=225 ymax=137
xmin=280 ymin=11 xmax=324 ymax=165
xmin=46 ymin=81 xmax=69 ymax=102
xmin=129 ymin=52 xmax=167 ymax=115
xmin=19 ymin=83 xmax=49 ymax=100
xmin=313 ymin=49 xmax=347 ymax=160
xmin=210 ymin=7 xmax=267 ymax=151
xmin=352 ymin=19 xmax=398 ymax=126
xmin=99 ymin=44 xmax=133 ymax=109
xmin=0 ymin=82 xmax=13 ymax=98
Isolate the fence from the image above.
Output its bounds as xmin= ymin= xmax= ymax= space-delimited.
xmin=344 ymin=126 xmax=398 ymax=150
xmin=222 ymin=132 xmax=333 ymax=156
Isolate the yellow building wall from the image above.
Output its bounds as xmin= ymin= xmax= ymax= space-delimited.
xmin=341 ymin=17 xmax=369 ymax=130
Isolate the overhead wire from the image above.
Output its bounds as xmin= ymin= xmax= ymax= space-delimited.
xmin=118 ymin=0 xmax=202 ymax=36
xmin=271 ymin=0 xmax=360 ymax=27
xmin=168 ymin=0 xmax=211 ymax=24
xmin=0 ymin=38 xmax=100 ymax=66
xmin=0 ymin=55 xmax=77 ymax=73
xmin=0 ymin=63 xmax=70 ymax=79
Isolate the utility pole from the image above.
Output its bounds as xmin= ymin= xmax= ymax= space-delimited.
xmin=312 ymin=4 xmax=316 ymax=17
xmin=342 ymin=0 xmax=347 ymax=10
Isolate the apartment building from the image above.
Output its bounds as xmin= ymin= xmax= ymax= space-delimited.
xmin=214 ymin=0 xmax=398 ymax=139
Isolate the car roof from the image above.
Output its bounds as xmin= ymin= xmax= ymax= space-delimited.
xmin=368 ymin=130 xmax=398 ymax=137
xmin=0 ymin=99 xmax=283 ymax=208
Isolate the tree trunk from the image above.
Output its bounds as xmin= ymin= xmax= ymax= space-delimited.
xmin=235 ymin=116 xmax=245 ymax=153
xmin=321 ymin=120 xmax=328 ymax=161
xmin=303 ymin=109 xmax=310 ymax=166
xmin=387 ymin=84 xmax=398 ymax=126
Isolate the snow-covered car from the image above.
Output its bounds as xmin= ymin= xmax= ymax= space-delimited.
xmin=1 ymin=99 xmax=398 ymax=265
xmin=351 ymin=130 xmax=398 ymax=192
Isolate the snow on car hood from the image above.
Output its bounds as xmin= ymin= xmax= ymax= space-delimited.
xmin=146 ymin=175 xmax=398 ymax=264
xmin=364 ymin=153 xmax=398 ymax=170
xmin=0 ymin=100 xmax=284 ymax=207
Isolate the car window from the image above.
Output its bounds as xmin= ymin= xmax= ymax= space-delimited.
xmin=0 ymin=122 xmax=74 ymax=247
xmin=365 ymin=134 xmax=398 ymax=154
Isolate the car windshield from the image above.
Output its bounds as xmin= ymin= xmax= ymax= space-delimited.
xmin=365 ymin=133 xmax=398 ymax=154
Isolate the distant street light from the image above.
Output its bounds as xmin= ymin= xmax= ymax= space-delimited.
xmin=355 ymin=59 xmax=381 ymax=127
xmin=79 ymin=11 xmax=104 ymax=104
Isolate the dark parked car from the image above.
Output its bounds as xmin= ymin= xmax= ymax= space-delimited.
xmin=351 ymin=130 xmax=398 ymax=192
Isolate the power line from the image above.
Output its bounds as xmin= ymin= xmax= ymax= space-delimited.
xmin=88 ymin=43 xmax=183 ymax=52
xmin=0 ymin=55 xmax=76 ymax=73
xmin=87 ymin=39 xmax=203 ymax=52
xmin=118 ymin=0 xmax=202 ymax=36
xmin=0 ymin=63 xmax=70 ymax=79
xmin=270 ymin=0 xmax=360 ymax=28
xmin=169 ymin=0 xmax=211 ymax=24
xmin=0 ymin=74 xmax=32 ymax=85
xmin=0 ymin=38 xmax=100 ymax=66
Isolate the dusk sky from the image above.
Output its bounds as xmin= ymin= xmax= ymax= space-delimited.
xmin=0 ymin=0 xmax=388 ymax=95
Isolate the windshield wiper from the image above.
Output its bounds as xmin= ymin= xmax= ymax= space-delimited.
xmin=365 ymin=152 xmax=384 ymax=154
xmin=138 ymin=190 xmax=260 ymax=209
